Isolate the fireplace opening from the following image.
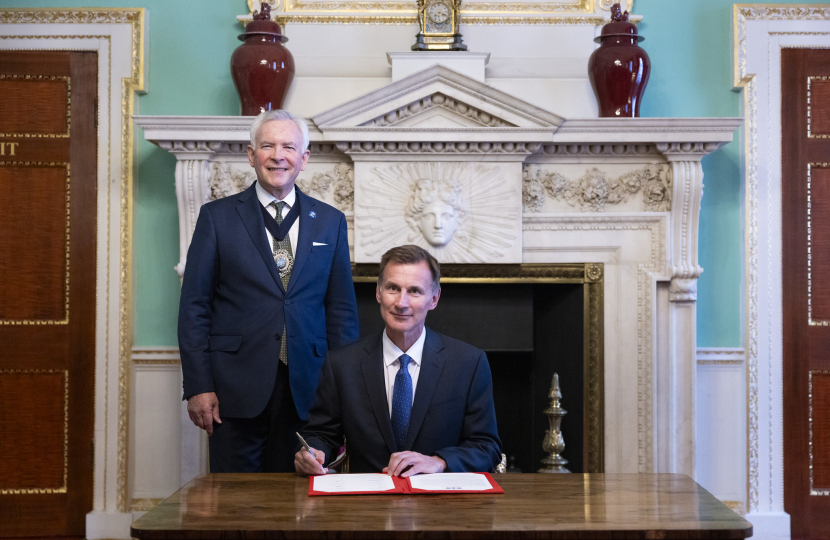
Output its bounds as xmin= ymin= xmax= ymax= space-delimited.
xmin=352 ymin=263 xmax=604 ymax=473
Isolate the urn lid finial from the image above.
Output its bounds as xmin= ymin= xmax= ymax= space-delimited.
xmin=610 ymin=3 xmax=629 ymax=22
xmin=253 ymin=1 xmax=271 ymax=20
xmin=241 ymin=1 xmax=288 ymax=43
xmin=595 ymin=2 xmax=643 ymax=43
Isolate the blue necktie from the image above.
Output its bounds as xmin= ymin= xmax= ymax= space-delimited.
xmin=391 ymin=354 xmax=413 ymax=450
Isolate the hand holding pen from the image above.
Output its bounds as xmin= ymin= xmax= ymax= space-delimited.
xmin=294 ymin=432 xmax=327 ymax=476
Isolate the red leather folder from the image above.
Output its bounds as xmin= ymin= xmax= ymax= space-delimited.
xmin=308 ymin=472 xmax=504 ymax=496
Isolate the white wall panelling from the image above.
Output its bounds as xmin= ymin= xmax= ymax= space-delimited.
xmin=695 ymin=348 xmax=747 ymax=514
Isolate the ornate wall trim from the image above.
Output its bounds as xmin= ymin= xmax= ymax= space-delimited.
xmin=0 ymin=7 xmax=146 ymax=527
xmin=734 ymin=5 xmax=830 ymax=533
xmin=130 ymin=497 xmax=163 ymax=512
xmin=240 ymin=0 xmax=634 ymax=24
xmin=132 ymin=348 xmax=181 ymax=366
xmin=696 ymin=347 xmax=746 ymax=366
xmin=724 ymin=500 xmax=746 ymax=516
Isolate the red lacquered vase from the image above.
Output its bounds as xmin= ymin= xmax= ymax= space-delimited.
xmin=588 ymin=5 xmax=650 ymax=117
xmin=231 ymin=7 xmax=295 ymax=115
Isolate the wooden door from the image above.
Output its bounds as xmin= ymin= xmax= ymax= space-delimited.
xmin=0 ymin=51 xmax=96 ymax=537
xmin=783 ymin=48 xmax=830 ymax=540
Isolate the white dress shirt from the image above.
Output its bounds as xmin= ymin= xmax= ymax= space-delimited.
xmin=256 ymin=181 xmax=300 ymax=253
xmin=382 ymin=327 xmax=426 ymax=416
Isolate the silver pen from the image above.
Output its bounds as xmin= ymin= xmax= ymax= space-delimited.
xmin=296 ymin=432 xmax=315 ymax=458
xmin=296 ymin=432 xmax=332 ymax=474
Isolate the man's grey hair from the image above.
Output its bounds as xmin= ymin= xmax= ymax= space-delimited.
xmin=249 ymin=110 xmax=309 ymax=152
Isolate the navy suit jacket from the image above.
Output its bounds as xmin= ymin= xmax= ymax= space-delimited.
xmin=303 ymin=329 xmax=502 ymax=473
xmin=178 ymin=182 xmax=359 ymax=420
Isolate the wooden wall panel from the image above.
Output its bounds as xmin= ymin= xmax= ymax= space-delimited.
xmin=0 ymin=371 xmax=66 ymax=491
xmin=811 ymin=167 xmax=830 ymax=321
xmin=0 ymin=164 xmax=68 ymax=322
xmin=0 ymin=77 xmax=68 ymax=136
xmin=0 ymin=50 xmax=96 ymax=537
xmin=783 ymin=48 xmax=830 ymax=539
xmin=813 ymin=372 xmax=830 ymax=489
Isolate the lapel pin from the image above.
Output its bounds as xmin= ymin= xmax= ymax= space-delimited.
xmin=309 ymin=211 xmax=316 ymax=218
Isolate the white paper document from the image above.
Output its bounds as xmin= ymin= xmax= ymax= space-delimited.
xmin=312 ymin=473 xmax=396 ymax=493
xmin=408 ymin=473 xmax=493 ymax=491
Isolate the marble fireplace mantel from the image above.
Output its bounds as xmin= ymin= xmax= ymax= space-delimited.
xmin=134 ymin=63 xmax=741 ymax=478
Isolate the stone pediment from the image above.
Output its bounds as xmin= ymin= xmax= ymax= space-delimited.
xmin=312 ymin=64 xmax=564 ymax=132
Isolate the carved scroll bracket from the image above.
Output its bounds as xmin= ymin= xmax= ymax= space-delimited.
xmin=174 ymin=158 xmax=213 ymax=278
xmin=653 ymin=143 xmax=722 ymax=304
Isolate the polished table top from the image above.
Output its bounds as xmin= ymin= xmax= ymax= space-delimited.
xmin=130 ymin=473 xmax=752 ymax=540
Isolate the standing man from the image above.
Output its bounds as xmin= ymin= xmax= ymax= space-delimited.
xmin=179 ymin=110 xmax=359 ymax=472
xmin=295 ymin=245 xmax=501 ymax=476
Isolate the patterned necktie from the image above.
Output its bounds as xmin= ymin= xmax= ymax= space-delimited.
xmin=391 ymin=354 xmax=413 ymax=450
xmin=271 ymin=200 xmax=293 ymax=365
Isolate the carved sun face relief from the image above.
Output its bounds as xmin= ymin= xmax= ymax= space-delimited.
xmin=358 ymin=162 xmax=519 ymax=263
xmin=405 ymin=178 xmax=467 ymax=247
xmin=418 ymin=199 xmax=458 ymax=246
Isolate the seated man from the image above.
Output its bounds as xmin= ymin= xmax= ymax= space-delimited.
xmin=295 ymin=244 xmax=501 ymax=477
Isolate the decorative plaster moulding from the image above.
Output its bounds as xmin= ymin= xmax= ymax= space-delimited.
xmin=731 ymin=5 xmax=830 ymax=538
xmin=135 ymin=60 xmax=741 ymax=482
xmin=135 ymin=115 xmax=742 ymax=147
xmin=238 ymin=0 xmax=639 ymax=25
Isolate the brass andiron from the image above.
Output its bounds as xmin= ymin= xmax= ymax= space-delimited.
xmin=539 ymin=373 xmax=570 ymax=473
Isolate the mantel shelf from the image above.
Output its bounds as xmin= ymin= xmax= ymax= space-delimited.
xmin=134 ymin=115 xmax=742 ymax=147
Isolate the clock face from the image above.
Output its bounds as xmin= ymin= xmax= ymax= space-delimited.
xmin=427 ymin=2 xmax=450 ymax=24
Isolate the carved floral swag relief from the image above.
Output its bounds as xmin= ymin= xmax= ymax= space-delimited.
xmin=210 ymin=163 xmax=255 ymax=201
xmin=296 ymin=162 xmax=355 ymax=211
xmin=209 ymin=162 xmax=355 ymax=213
xmin=522 ymin=163 xmax=672 ymax=212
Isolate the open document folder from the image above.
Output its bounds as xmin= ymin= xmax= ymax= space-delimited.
xmin=308 ymin=473 xmax=504 ymax=496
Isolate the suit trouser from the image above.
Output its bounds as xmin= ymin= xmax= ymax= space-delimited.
xmin=208 ymin=361 xmax=303 ymax=472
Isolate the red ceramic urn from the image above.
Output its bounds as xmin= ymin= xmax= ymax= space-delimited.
xmin=231 ymin=4 xmax=295 ymax=115
xmin=588 ymin=4 xmax=650 ymax=117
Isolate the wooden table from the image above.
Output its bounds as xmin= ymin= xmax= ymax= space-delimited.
xmin=130 ymin=473 xmax=752 ymax=540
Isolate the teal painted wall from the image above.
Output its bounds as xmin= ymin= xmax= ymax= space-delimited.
xmin=6 ymin=0 xmax=806 ymax=347
xmin=636 ymin=0 xmax=744 ymax=347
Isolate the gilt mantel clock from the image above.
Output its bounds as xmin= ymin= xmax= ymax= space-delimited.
xmin=411 ymin=0 xmax=467 ymax=51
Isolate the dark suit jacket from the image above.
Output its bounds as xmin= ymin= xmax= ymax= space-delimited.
xmin=303 ymin=329 xmax=502 ymax=473
xmin=178 ymin=182 xmax=359 ymax=420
